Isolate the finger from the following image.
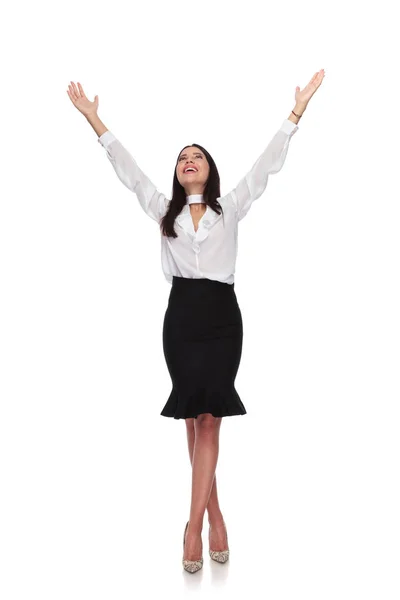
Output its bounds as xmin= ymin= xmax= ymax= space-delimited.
xmin=68 ymin=83 xmax=78 ymax=101
xmin=71 ymin=81 xmax=81 ymax=98
xmin=68 ymin=84 xmax=76 ymax=101
xmin=77 ymin=82 xmax=87 ymax=98
xmin=307 ymin=73 xmax=316 ymax=86
xmin=67 ymin=88 xmax=77 ymax=104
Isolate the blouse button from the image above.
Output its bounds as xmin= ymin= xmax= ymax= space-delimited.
xmin=193 ymin=243 xmax=200 ymax=254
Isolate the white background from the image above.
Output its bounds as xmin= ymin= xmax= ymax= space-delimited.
xmin=1 ymin=0 xmax=399 ymax=598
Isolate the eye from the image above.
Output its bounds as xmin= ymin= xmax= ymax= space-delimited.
xmin=178 ymin=154 xmax=203 ymax=161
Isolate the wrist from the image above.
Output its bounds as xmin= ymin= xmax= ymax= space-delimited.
xmin=85 ymin=111 xmax=99 ymax=122
xmin=293 ymin=101 xmax=307 ymax=115
xmin=288 ymin=102 xmax=307 ymax=125
xmin=85 ymin=112 xmax=108 ymax=138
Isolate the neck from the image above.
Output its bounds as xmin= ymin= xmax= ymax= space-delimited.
xmin=186 ymin=193 xmax=206 ymax=205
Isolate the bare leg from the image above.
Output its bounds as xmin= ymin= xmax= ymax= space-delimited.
xmin=183 ymin=414 xmax=227 ymax=560
xmin=185 ymin=418 xmax=224 ymax=525
xmin=185 ymin=418 xmax=228 ymax=552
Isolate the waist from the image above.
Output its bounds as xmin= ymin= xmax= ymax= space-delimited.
xmin=168 ymin=276 xmax=239 ymax=319
xmin=172 ymin=275 xmax=234 ymax=289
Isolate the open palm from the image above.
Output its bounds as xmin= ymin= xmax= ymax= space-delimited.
xmin=295 ymin=69 xmax=325 ymax=106
xmin=67 ymin=81 xmax=99 ymax=116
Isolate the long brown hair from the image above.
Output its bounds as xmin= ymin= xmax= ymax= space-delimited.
xmin=160 ymin=143 xmax=224 ymax=238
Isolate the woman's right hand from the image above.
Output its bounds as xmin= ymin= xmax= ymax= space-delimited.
xmin=67 ymin=81 xmax=99 ymax=117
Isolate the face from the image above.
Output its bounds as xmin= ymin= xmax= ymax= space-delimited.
xmin=176 ymin=146 xmax=210 ymax=195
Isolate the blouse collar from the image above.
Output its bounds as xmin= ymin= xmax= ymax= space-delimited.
xmin=186 ymin=194 xmax=206 ymax=205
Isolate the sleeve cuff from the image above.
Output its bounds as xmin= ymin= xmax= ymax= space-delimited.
xmin=280 ymin=119 xmax=299 ymax=135
xmin=98 ymin=130 xmax=117 ymax=149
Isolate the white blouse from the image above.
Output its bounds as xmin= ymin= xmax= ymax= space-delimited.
xmin=97 ymin=118 xmax=299 ymax=285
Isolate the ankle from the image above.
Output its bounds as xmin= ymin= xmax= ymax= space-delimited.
xmin=187 ymin=520 xmax=203 ymax=535
xmin=208 ymin=512 xmax=224 ymax=526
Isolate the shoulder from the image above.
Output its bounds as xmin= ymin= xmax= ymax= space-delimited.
xmin=216 ymin=192 xmax=236 ymax=216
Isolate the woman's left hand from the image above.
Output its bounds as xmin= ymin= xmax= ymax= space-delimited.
xmin=295 ymin=69 xmax=325 ymax=106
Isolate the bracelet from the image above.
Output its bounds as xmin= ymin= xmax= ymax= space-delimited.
xmin=292 ymin=110 xmax=303 ymax=119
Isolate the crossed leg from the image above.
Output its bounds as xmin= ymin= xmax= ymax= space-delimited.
xmin=183 ymin=413 xmax=228 ymax=561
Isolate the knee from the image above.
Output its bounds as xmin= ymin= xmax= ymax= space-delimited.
xmin=194 ymin=413 xmax=222 ymax=433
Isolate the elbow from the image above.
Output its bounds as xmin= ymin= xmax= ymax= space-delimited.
xmin=268 ymin=156 xmax=287 ymax=175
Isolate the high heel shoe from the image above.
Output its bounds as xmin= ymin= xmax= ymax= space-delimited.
xmin=209 ymin=520 xmax=230 ymax=563
xmin=182 ymin=521 xmax=203 ymax=573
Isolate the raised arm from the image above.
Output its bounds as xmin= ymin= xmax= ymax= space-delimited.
xmin=226 ymin=118 xmax=299 ymax=222
xmin=225 ymin=70 xmax=325 ymax=221
xmin=67 ymin=81 xmax=168 ymax=223
xmin=95 ymin=126 xmax=168 ymax=223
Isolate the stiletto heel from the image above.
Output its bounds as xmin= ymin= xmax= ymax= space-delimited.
xmin=209 ymin=520 xmax=230 ymax=563
xmin=182 ymin=521 xmax=203 ymax=573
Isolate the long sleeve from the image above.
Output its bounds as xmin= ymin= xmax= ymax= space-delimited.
xmin=98 ymin=131 xmax=168 ymax=223
xmin=226 ymin=119 xmax=299 ymax=221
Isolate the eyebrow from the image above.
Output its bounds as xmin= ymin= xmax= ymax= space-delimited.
xmin=179 ymin=151 xmax=203 ymax=158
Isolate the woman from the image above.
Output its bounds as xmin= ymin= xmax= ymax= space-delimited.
xmin=67 ymin=69 xmax=325 ymax=573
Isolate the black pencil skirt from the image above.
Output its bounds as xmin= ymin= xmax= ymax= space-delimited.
xmin=160 ymin=275 xmax=247 ymax=420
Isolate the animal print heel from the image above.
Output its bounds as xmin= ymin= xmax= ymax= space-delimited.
xmin=182 ymin=521 xmax=203 ymax=573
xmin=209 ymin=520 xmax=230 ymax=563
